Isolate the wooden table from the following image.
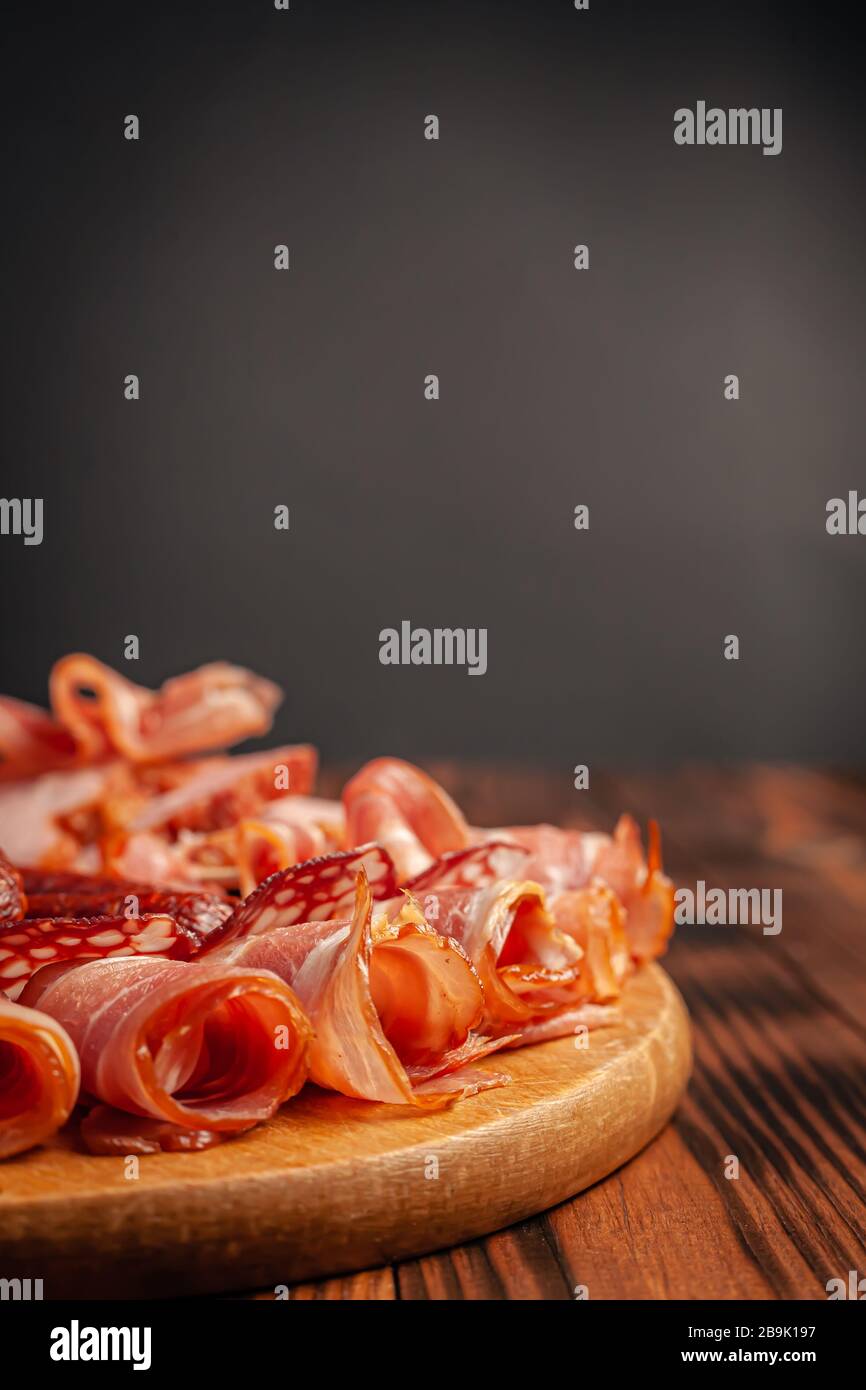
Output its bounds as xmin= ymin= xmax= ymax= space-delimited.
xmin=246 ymin=764 xmax=866 ymax=1300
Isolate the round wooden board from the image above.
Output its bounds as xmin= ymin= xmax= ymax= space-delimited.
xmin=0 ymin=963 xmax=691 ymax=1298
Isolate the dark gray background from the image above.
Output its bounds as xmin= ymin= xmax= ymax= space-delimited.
xmin=2 ymin=0 xmax=864 ymax=765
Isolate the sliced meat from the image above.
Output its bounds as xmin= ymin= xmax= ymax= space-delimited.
xmin=0 ymin=915 xmax=199 ymax=998
xmin=214 ymin=871 xmax=510 ymax=1107
xmin=125 ymin=746 xmax=318 ymax=834
xmin=49 ymin=654 xmax=282 ymax=763
xmin=235 ymin=796 xmax=345 ymax=895
xmin=19 ymin=955 xmax=312 ymax=1150
xmin=0 ymin=848 xmax=26 ymax=923
xmin=0 ymin=696 xmax=78 ymax=782
xmin=478 ymin=816 xmax=675 ymax=963
xmin=21 ymin=877 xmax=232 ymax=945
xmin=406 ymin=841 xmax=531 ymax=894
xmin=550 ymin=883 xmax=631 ymax=1001
xmin=405 ymin=878 xmax=590 ymax=1039
xmin=0 ymin=995 xmax=80 ymax=1158
xmin=343 ymin=758 xmax=470 ymax=881
xmin=203 ymin=845 xmax=399 ymax=951
xmin=0 ymin=767 xmax=114 ymax=867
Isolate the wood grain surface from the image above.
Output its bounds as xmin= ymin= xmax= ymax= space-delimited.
xmin=0 ymin=963 xmax=688 ymax=1298
xmin=254 ymin=763 xmax=866 ymax=1301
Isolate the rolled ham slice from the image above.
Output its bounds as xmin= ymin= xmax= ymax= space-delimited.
xmin=18 ymin=955 xmax=312 ymax=1152
xmin=343 ymin=758 xmax=470 ymax=881
xmin=214 ymin=870 xmax=510 ymax=1108
xmin=0 ymin=996 xmax=80 ymax=1158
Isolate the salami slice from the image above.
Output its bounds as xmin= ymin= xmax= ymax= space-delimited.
xmin=23 ymin=886 xmax=232 ymax=945
xmin=202 ymin=844 xmax=399 ymax=951
xmin=0 ymin=849 xmax=26 ymax=923
xmin=405 ymin=840 xmax=530 ymax=894
xmin=0 ymin=914 xmax=197 ymax=997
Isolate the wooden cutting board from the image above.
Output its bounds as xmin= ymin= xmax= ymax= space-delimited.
xmin=0 ymin=963 xmax=690 ymax=1298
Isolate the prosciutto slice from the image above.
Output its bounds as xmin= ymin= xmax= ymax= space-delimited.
xmin=49 ymin=654 xmax=283 ymax=763
xmin=124 ymin=747 xmax=318 ymax=834
xmin=19 ymin=955 xmax=312 ymax=1153
xmin=214 ymin=870 xmax=510 ymax=1107
xmin=478 ymin=816 xmax=675 ymax=962
xmin=0 ymin=767 xmax=114 ymax=868
xmin=590 ymin=817 xmax=675 ymax=962
xmin=550 ymin=883 xmax=631 ymax=1001
xmin=0 ymin=995 xmax=80 ymax=1158
xmin=407 ymin=877 xmax=586 ymax=1037
xmin=235 ymin=796 xmax=346 ymax=895
xmin=343 ymin=757 xmax=470 ymax=880
xmin=0 ymin=696 xmax=78 ymax=781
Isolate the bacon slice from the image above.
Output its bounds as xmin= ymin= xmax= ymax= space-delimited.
xmin=343 ymin=758 xmax=470 ymax=881
xmin=20 ymin=955 xmax=312 ymax=1151
xmin=202 ymin=845 xmax=399 ymax=951
xmin=49 ymin=654 xmax=282 ymax=763
xmin=215 ymin=871 xmax=510 ymax=1107
xmin=0 ymin=915 xmax=198 ymax=997
xmin=0 ymin=995 xmax=80 ymax=1158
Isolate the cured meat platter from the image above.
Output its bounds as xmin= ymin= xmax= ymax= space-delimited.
xmin=0 ymin=654 xmax=690 ymax=1296
xmin=0 ymin=961 xmax=690 ymax=1298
